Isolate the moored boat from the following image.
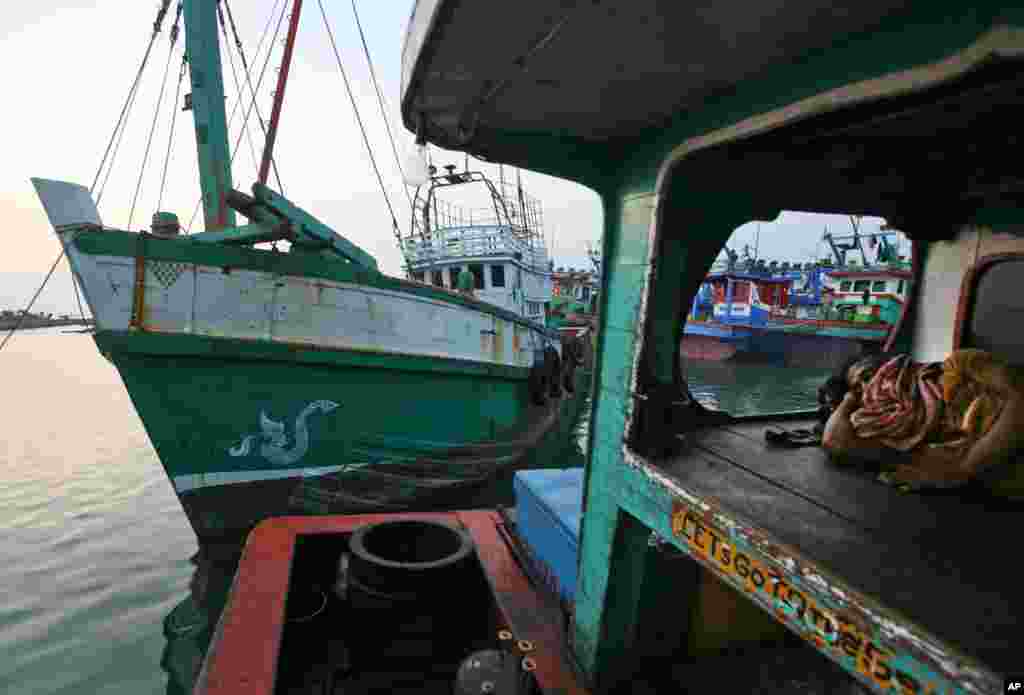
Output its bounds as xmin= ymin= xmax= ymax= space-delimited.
xmin=32 ymin=0 xmax=591 ymax=545
xmin=683 ymin=228 xmax=912 ymax=366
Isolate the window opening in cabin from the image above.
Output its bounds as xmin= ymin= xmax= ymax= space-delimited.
xmin=898 ymin=279 xmax=905 ymax=294
xmin=432 ymin=270 xmax=444 ymax=287
xmin=680 ymin=212 xmax=913 ymax=417
xmin=491 ymin=264 xmax=506 ymax=288
xmin=469 ymin=264 xmax=485 ymax=290
xmin=449 ymin=267 xmax=461 ymax=288
xmin=411 ymin=271 xmax=425 ymax=283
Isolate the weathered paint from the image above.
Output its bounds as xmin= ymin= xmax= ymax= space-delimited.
xmin=605 ymin=450 xmax=1005 ymax=695
xmin=566 ymin=15 xmax=1024 ymax=695
xmin=65 ymin=245 xmax=551 ymax=371
xmin=30 ymin=192 xmax=591 ymax=544
xmin=64 ymin=227 xmax=561 ymax=348
xmin=88 ymin=327 xmax=590 ymax=541
xmin=193 ymin=511 xmax=587 ymax=695
xmin=183 ymin=0 xmax=235 ymax=231
xmin=670 ymin=501 xmax=958 ymax=695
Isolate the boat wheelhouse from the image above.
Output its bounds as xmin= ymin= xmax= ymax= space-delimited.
xmin=825 ymin=264 xmax=912 ymax=324
xmin=403 ymin=167 xmax=553 ymax=325
xmin=549 ymin=266 xmax=600 ymax=333
xmin=403 ymin=2 xmax=1024 ymax=694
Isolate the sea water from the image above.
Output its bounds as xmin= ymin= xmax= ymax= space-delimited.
xmin=0 ymin=330 xmax=827 ymax=693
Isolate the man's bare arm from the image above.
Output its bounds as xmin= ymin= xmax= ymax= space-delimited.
xmin=822 ymin=393 xmax=893 ymax=464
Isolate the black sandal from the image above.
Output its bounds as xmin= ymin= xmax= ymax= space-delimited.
xmin=765 ymin=427 xmax=822 ymax=448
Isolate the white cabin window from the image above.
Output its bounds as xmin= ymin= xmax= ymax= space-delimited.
xmin=431 ymin=271 xmax=444 ymax=287
xmin=840 ymin=280 xmax=852 ymax=292
xmin=491 ymin=264 xmax=506 ymax=288
xmin=411 ymin=271 xmax=425 ymax=283
xmin=871 ymin=280 xmax=887 ymax=292
xmin=853 ymin=280 xmax=870 ymax=292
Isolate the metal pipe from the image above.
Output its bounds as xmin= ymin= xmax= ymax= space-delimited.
xmin=258 ymin=0 xmax=303 ymax=185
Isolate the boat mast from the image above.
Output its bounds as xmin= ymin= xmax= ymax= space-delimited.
xmin=183 ymin=0 xmax=236 ymax=231
xmin=259 ymin=0 xmax=303 ymax=185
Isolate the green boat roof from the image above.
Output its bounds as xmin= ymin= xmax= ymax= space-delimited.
xmin=402 ymin=0 xmax=911 ymax=159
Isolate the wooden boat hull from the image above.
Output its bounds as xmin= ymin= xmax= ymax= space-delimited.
xmin=40 ymin=215 xmax=589 ymax=544
xmin=683 ymin=321 xmax=883 ymax=367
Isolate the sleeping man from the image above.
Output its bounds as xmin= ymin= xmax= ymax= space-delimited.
xmin=819 ymin=349 xmax=1024 ymax=495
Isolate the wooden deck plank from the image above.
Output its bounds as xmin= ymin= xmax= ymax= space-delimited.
xmin=658 ymin=425 xmax=1022 ymax=683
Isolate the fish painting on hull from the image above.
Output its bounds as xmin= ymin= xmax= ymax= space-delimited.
xmin=228 ymin=400 xmax=340 ymax=466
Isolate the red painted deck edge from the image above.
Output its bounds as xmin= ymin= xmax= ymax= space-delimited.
xmin=194 ymin=511 xmax=586 ymax=695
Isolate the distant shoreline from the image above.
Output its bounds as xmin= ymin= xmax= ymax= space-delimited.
xmin=0 ymin=318 xmax=95 ymax=331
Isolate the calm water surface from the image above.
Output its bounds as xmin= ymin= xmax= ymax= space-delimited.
xmin=682 ymin=357 xmax=831 ymax=416
xmin=0 ymin=329 xmax=195 ymax=694
xmin=0 ymin=331 xmax=826 ymax=693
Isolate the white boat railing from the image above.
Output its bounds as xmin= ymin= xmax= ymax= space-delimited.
xmin=404 ymin=224 xmax=549 ymax=271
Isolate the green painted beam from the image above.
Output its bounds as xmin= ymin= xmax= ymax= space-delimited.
xmin=183 ymin=0 xmax=236 ymax=231
xmin=252 ymin=183 xmax=378 ymax=271
xmin=190 ymin=222 xmax=282 ymax=245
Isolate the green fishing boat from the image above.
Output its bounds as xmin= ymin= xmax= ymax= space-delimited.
xmin=32 ymin=0 xmax=589 ymax=545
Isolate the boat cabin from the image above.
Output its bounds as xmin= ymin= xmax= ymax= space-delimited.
xmin=403 ymin=2 xmax=1024 ymax=693
xmin=403 ymin=169 xmax=553 ymax=324
xmin=825 ymin=266 xmax=913 ymax=324
xmin=698 ymin=271 xmax=790 ymax=325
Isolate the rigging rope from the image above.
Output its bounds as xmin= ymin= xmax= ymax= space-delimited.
xmin=318 ymin=0 xmax=403 ymax=250
xmin=350 ymin=0 xmax=411 ymax=208
xmin=157 ymin=56 xmax=187 ymax=213
xmin=219 ymin=2 xmax=261 ymax=174
xmin=90 ymin=0 xmax=174 ymax=198
xmin=188 ymin=0 xmax=289 ymax=233
xmin=4 ymin=2 xmax=173 ymax=353
xmin=0 ymin=251 xmax=69 ymax=353
xmin=71 ymin=271 xmax=87 ymax=322
xmin=223 ymin=0 xmax=284 ymax=193
xmin=128 ymin=3 xmax=183 ymax=230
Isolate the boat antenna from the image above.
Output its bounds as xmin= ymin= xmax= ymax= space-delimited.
xmin=516 ymin=168 xmax=528 ymax=235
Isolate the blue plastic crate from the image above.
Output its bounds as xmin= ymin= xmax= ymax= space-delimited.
xmin=513 ymin=468 xmax=585 ymax=605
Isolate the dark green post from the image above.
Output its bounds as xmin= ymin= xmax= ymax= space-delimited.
xmin=183 ymin=0 xmax=236 ymax=231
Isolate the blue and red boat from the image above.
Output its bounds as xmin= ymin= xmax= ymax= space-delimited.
xmin=683 ymin=231 xmax=911 ymax=366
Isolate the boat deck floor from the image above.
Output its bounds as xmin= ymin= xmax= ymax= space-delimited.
xmin=653 ymin=416 xmax=1023 ymax=677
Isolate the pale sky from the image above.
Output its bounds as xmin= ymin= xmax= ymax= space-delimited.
xmin=1 ymin=1 xmax=899 ymax=316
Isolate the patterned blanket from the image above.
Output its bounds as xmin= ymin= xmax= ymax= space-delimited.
xmin=849 ymin=349 xmax=1006 ymax=452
